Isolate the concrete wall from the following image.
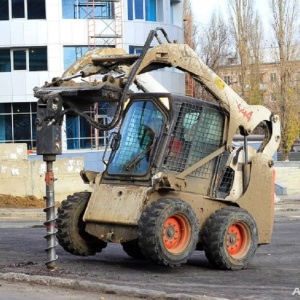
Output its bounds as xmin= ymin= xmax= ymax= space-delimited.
xmin=274 ymin=162 xmax=300 ymax=195
xmin=28 ymin=150 xmax=107 ymax=172
xmin=0 ymin=144 xmax=90 ymax=202
xmin=1 ymin=144 xmax=299 ymax=201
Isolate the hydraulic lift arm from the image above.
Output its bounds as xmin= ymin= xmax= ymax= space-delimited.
xmin=49 ymin=28 xmax=281 ymax=156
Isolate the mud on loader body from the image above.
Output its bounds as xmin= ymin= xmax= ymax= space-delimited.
xmin=35 ymin=28 xmax=280 ymax=270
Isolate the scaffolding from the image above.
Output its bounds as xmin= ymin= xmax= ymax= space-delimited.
xmin=73 ymin=0 xmax=123 ymax=48
xmin=114 ymin=0 xmax=123 ymax=48
xmin=73 ymin=0 xmax=123 ymax=148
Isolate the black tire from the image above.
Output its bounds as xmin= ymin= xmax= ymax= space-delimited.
xmin=56 ymin=192 xmax=107 ymax=256
xmin=138 ymin=199 xmax=199 ymax=267
xmin=202 ymin=207 xmax=258 ymax=270
xmin=121 ymin=239 xmax=145 ymax=259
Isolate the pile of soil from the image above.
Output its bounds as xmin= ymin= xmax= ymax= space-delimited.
xmin=0 ymin=194 xmax=45 ymax=208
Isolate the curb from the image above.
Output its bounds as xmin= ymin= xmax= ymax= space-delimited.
xmin=0 ymin=272 xmax=228 ymax=300
xmin=0 ymin=209 xmax=44 ymax=219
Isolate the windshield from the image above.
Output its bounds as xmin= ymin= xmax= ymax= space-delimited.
xmin=107 ymin=100 xmax=164 ymax=176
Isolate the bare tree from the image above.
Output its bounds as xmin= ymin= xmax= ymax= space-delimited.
xmin=195 ymin=9 xmax=232 ymax=100
xmin=197 ymin=9 xmax=232 ymax=73
xmin=269 ymin=0 xmax=300 ymax=160
xmin=183 ymin=0 xmax=198 ymax=96
xmin=246 ymin=12 xmax=265 ymax=105
xmin=228 ymin=0 xmax=261 ymax=98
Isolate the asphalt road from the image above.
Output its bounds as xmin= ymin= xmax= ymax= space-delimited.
xmin=0 ymin=218 xmax=299 ymax=300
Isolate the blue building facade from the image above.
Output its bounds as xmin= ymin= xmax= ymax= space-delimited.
xmin=0 ymin=0 xmax=185 ymax=151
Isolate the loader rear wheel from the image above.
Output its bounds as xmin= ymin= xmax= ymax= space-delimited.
xmin=121 ymin=239 xmax=145 ymax=259
xmin=202 ymin=207 xmax=258 ymax=270
xmin=138 ymin=199 xmax=199 ymax=267
xmin=56 ymin=192 xmax=107 ymax=256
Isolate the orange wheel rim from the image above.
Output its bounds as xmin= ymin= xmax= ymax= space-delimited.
xmin=226 ymin=222 xmax=250 ymax=258
xmin=162 ymin=214 xmax=191 ymax=254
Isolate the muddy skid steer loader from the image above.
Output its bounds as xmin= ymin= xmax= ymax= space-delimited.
xmin=35 ymin=28 xmax=281 ymax=270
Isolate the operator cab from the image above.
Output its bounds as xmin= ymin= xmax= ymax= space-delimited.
xmin=103 ymin=93 xmax=228 ymax=195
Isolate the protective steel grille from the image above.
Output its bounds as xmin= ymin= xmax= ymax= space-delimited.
xmin=165 ymin=103 xmax=224 ymax=178
xmin=218 ymin=167 xmax=235 ymax=195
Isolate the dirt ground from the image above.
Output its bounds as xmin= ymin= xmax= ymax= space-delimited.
xmin=0 ymin=194 xmax=45 ymax=208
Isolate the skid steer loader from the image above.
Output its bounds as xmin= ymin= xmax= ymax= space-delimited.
xmin=35 ymin=28 xmax=281 ymax=270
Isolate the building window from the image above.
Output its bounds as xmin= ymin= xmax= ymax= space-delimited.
xmin=135 ymin=0 xmax=144 ymax=19
xmin=27 ymin=0 xmax=46 ymax=19
xmin=63 ymin=0 xmax=114 ymax=19
xmin=128 ymin=0 xmax=157 ymax=21
xmin=146 ymin=0 xmax=156 ymax=21
xmin=0 ymin=49 xmax=11 ymax=72
xmin=12 ymin=0 xmax=25 ymax=18
xmin=29 ymin=47 xmax=47 ymax=71
xmin=0 ymin=0 xmax=9 ymax=20
xmin=170 ymin=1 xmax=174 ymax=24
xmin=3 ymin=0 xmax=46 ymax=20
xmin=128 ymin=0 xmax=133 ymax=20
xmin=66 ymin=114 xmax=92 ymax=150
xmin=0 ymin=47 xmax=48 ymax=72
xmin=0 ymin=47 xmax=47 ymax=72
xmin=0 ymin=102 xmax=37 ymax=150
xmin=270 ymin=72 xmax=276 ymax=83
xmin=66 ymin=102 xmax=113 ymax=150
xmin=63 ymin=46 xmax=89 ymax=70
xmin=170 ymin=0 xmax=182 ymax=26
xmin=224 ymin=76 xmax=231 ymax=85
xmin=13 ymin=49 xmax=26 ymax=70
xmin=63 ymin=46 xmax=112 ymax=69
xmin=129 ymin=46 xmax=143 ymax=55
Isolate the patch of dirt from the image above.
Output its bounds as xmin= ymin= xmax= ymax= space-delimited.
xmin=0 ymin=194 xmax=45 ymax=208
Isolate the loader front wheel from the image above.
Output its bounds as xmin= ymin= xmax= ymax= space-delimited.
xmin=56 ymin=192 xmax=107 ymax=256
xmin=138 ymin=199 xmax=199 ymax=267
xmin=202 ymin=207 xmax=258 ymax=270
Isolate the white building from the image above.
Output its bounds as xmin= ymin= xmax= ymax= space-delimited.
xmin=0 ymin=0 xmax=185 ymax=150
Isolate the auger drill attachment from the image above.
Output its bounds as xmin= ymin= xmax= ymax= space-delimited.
xmin=36 ymin=93 xmax=63 ymax=270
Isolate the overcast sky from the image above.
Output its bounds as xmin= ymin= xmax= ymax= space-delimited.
xmin=190 ymin=0 xmax=273 ymax=45
xmin=190 ymin=0 xmax=270 ymax=26
xmin=190 ymin=0 xmax=222 ymax=25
